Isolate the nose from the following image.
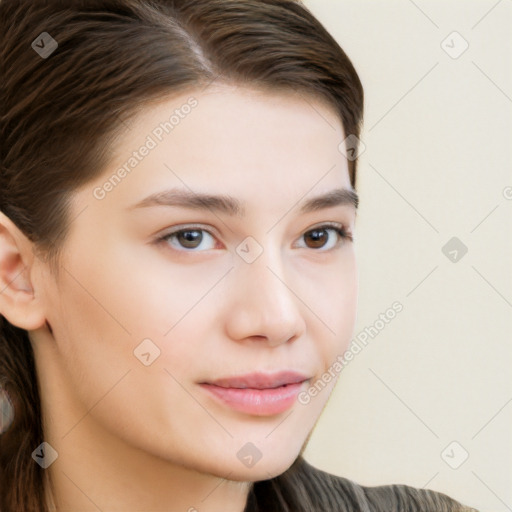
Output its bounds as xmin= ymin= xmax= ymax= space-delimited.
xmin=224 ymin=246 xmax=307 ymax=347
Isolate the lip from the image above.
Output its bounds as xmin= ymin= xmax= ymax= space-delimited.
xmin=204 ymin=371 xmax=310 ymax=389
xmin=199 ymin=371 xmax=310 ymax=416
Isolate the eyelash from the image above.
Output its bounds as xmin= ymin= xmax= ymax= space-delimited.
xmin=156 ymin=222 xmax=353 ymax=253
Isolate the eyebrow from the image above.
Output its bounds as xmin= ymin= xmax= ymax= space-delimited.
xmin=128 ymin=187 xmax=358 ymax=216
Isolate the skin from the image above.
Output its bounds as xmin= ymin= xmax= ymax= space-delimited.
xmin=0 ymin=83 xmax=358 ymax=511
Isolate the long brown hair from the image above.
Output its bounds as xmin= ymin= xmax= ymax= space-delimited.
xmin=0 ymin=1 xmax=471 ymax=511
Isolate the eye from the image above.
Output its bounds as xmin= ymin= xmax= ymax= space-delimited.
xmin=159 ymin=226 xmax=218 ymax=251
xmin=296 ymin=223 xmax=353 ymax=251
xmin=157 ymin=222 xmax=353 ymax=253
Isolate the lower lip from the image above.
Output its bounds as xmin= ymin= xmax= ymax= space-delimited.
xmin=199 ymin=382 xmax=305 ymax=416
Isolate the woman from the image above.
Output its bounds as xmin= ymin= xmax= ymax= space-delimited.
xmin=0 ymin=0 xmax=479 ymax=510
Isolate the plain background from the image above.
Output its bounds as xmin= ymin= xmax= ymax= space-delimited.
xmin=300 ymin=1 xmax=512 ymax=511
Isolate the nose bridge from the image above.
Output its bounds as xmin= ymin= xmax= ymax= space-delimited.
xmin=225 ymin=240 xmax=306 ymax=345
xmin=247 ymin=246 xmax=289 ymax=306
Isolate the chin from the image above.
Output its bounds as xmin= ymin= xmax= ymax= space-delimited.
xmin=244 ymin=458 xmax=297 ymax=482
xmin=203 ymin=443 xmax=302 ymax=483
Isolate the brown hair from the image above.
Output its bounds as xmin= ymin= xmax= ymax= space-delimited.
xmin=0 ymin=1 xmax=471 ymax=511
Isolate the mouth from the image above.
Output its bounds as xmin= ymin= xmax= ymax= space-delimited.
xmin=199 ymin=371 xmax=311 ymax=416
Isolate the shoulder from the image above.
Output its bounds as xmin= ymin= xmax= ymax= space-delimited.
xmin=299 ymin=459 xmax=479 ymax=512
xmin=246 ymin=457 xmax=479 ymax=512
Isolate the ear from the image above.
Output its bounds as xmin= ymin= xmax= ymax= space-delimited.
xmin=0 ymin=210 xmax=47 ymax=330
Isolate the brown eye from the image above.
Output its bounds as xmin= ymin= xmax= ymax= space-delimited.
xmin=298 ymin=224 xmax=351 ymax=251
xmin=304 ymin=228 xmax=329 ymax=249
xmin=176 ymin=230 xmax=203 ymax=248
xmin=160 ymin=228 xmax=217 ymax=251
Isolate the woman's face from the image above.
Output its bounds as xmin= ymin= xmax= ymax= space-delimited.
xmin=34 ymin=84 xmax=358 ymax=481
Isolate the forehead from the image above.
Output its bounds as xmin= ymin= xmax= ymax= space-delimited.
xmin=75 ymin=83 xmax=352 ymax=216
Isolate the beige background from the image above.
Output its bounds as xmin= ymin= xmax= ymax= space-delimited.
xmin=301 ymin=1 xmax=512 ymax=511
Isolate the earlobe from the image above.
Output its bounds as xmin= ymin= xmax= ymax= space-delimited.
xmin=0 ymin=211 xmax=46 ymax=331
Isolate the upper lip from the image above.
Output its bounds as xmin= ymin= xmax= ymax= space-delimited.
xmin=202 ymin=371 xmax=310 ymax=389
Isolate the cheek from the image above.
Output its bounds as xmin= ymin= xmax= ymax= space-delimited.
xmin=304 ymin=252 xmax=358 ymax=358
xmin=105 ymin=241 xmax=235 ymax=339
xmin=298 ymin=264 xmax=356 ymax=414
xmin=306 ymin=268 xmax=357 ymax=407
xmin=47 ymin=276 xmax=133 ymax=410
xmin=47 ymin=252 xmax=227 ymax=404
